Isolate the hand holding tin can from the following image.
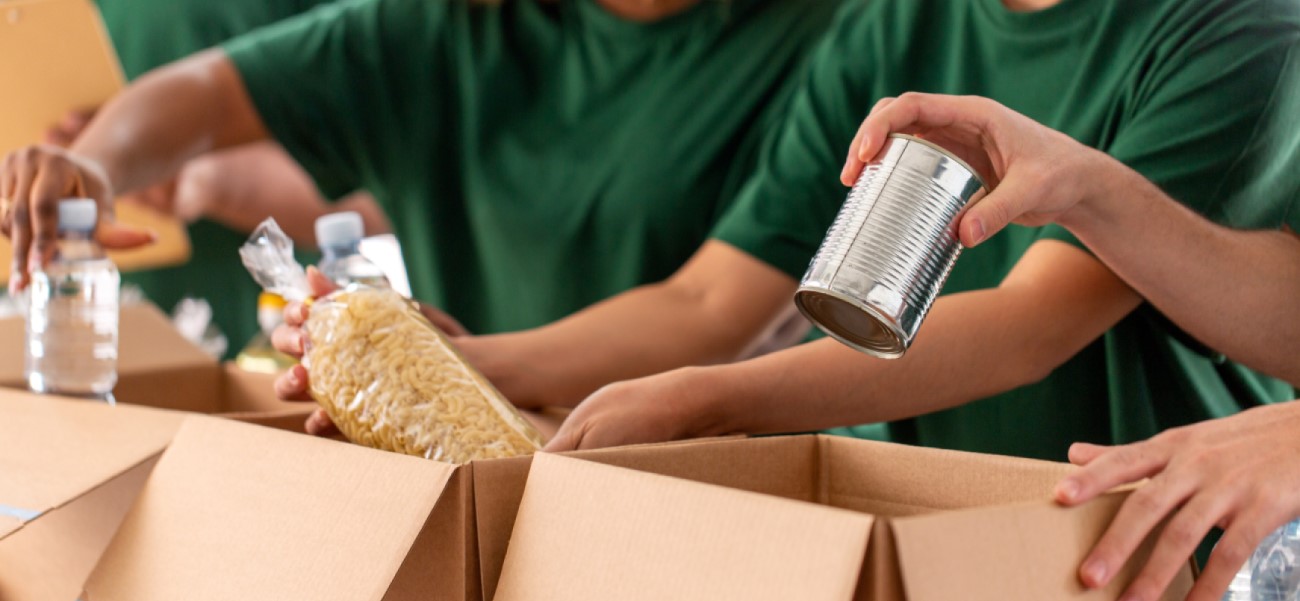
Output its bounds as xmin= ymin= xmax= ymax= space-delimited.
xmin=796 ymin=134 xmax=986 ymax=358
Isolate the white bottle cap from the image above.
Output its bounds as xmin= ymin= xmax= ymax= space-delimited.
xmin=315 ymin=211 xmax=364 ymax=248
xmin=57 ymin=199 xmax=98 ymax=232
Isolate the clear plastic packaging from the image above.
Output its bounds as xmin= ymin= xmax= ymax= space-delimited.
xmin=240 ymin=219 xmax=543 ymax=463
xmin=26 ymin=199 xmax=119 ymax=402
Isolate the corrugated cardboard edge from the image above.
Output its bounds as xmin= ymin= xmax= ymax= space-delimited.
xmin=83 ymin=417 xmax=457 ymax=601
xmin=0 ymin=455 xmax=159 ymax=601
xmin=474 ymin=436 xmax=816 ymax=601
xmin=493 ymin=453 xmax=873 ymax=601
xmin=890 ymin=493 xmax=1195 ymax=601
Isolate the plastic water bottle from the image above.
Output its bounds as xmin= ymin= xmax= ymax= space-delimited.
xmin=1223 ymin=519 xmax=1300 ymax=600
xmin=315 ymin=212 xmax=390 ymax=288
xmin=26 ymin=199 xmax=120 ymax=402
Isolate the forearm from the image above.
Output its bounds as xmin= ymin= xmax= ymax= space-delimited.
xmin=186 ymin=143 xmax=388 ymax=245
xmin=1064 ymin=162 xmax=1300 ymax=385
xmin=695 ymin=243 xmax=1142 ymax=436
xmin=70 ymin=51 xmax=268 ymax=195
xmin=472 ymin=241 xmax=799 ymax=408
xmin=479 ymin=283 xmax=797 ymax=409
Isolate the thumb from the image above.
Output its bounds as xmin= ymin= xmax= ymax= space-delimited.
xmin=305 ymin=265 xmax=339 ymax=298
xmin=96 ymin=221 xmax=157 ymax=250
xmin=956 ymin=173 xmax=1036 ymax=247
xmin=542 ymin=424 xmax=583 ymax=452
xmin=1067 ymin=442 xmax=1110 ymax=466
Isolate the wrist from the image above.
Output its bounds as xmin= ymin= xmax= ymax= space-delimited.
xmin=1054 ymin=149 xmax=1137 ymax=236
xmin=669 ymin=365 xmax=750 ymax=438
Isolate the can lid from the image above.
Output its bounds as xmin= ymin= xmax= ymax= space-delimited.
xmin=57 ymin=198 xmax=98 ymax=232
xmin=795 ymin=288 xmax=907 ymax=359
xmin=887 ymin=134 xmax=989 ymax=191
xmin=315 ymin=211 xmax=364 ymax=248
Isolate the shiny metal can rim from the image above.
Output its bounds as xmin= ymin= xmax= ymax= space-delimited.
xmin=794 ymin=286 xmax=906 ymax=360
xmin=886 ymin=133 xmax=989 ymax=192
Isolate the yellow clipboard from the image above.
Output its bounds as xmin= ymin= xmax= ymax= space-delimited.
xmin=0 ymin=0 xmax=190 ymax=280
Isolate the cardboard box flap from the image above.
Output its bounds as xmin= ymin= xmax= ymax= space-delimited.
xmin=822 ymin=436 xmax=1073 ymax=516
xmin=114 ymin=303 xmax=214 ymax=373
xmin=84 ymin=417 xmax=457 ymax=601
xmin=0 ymin=515 xmax=22 ymax=540
xmin=890 ymin=492 xmax=1192 ymax=601
xmin=0 ymin=390 xmax=181 ymax=524
xmin=493 ymin=453 xmax=874 ymax=601
xmin=475 ymin=436 xmax=820 ymax=601
xmin=0 ymin=304 xmax=214 ymax=387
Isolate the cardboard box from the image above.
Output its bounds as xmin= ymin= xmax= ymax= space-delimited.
xmin=0 ymin=390 xmax=185 ymax=601
xmin=80 ymin=416 xmax=458 ymax=601
xmin=476 ymin=436 xmax=1196 ymax=601
xmin=0 ymin=302 xmax=304 ymax=417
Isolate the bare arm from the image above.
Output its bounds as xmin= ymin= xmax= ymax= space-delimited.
xmin=1060 ymin=170 xmax=1300 ymax=385
xmin=1 ymin=50 xmax=268 ymax=289
xmin=458 ymin=241 xmax=801 ymax=408
xmin=845 ymin=93 xmax=1300 ymax=385
xmin=547 ymin=240 xmax=1141 ymax=449
xmin=71 ymin=50 xmax=268 ymax=195
xmin=178 ymin=142 xmax=390 ymax=246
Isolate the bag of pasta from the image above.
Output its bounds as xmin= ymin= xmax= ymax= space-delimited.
xmin=240 ymin=219 xmax=544 ymax=463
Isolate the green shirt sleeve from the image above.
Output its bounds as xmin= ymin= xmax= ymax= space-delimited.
xmin=1102 ymin=12 xmax=1300 ymax=230
xmin=709 ymin=3 xmax=878 ymax=279
xmin=223 ymin=0 xmax=454 ymax=200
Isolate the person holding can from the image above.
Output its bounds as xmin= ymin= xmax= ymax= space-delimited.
xmin=0 ymin=0 xmax=844 ymax=355
xmin=263 ymin=0 xmax=1300 ymax=448
xmin=836 ymin=91 xmax=1300 ymax=601
xmin=526 ymin=0 xmax=1300 ymax=469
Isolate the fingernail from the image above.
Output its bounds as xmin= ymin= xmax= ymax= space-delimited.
xmin=1082 ymin=559 xmax=1108 ymax=586
xmin=1056 ymin=480 xmax=1079 ymax=503
xmin=969 ymin=217 xmax=986 ymax=245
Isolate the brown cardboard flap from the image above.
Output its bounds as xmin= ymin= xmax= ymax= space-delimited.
xmin=0 ymin=458 xmax=156 ymax=601
xmin=822 ymin=436 xmax=1072 ymax=516
xmin=0 ymin=516 xmax=21 ymax=539
xmin=493 ymin=453 xmax=873 ymax=601
xmin=84 ymin=417 xmax=457 ymax=601
xmin=217 ymin=363 xmax=299 ymax=413
xmin=0 ymin=304 xmax=218 ymax=410
xmin=0 ymin=390 xmax=180 ymax=517
xmin=475 ymin=436 xmax=820 ymax=601
xmin=890 ymin=492 xmax=1191 ymax=601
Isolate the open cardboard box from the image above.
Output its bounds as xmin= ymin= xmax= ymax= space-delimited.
xmin=0 ymin=390 xmax=185 ymax=601
xmin=78 ymin=416 xmax=458 ymax=601
xmin=476 ymin=435 xmax=1196 ymax=601
xmin=0 ymin=302 xmax=304 ymax=419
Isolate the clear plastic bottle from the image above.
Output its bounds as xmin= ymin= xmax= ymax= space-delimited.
xmin=25 ymin=199 xmax=120 ymax=402
xmin=315 ymin=212 xmax=390 ymax=288
xmin=1222 ymin=519 xmax=1300 ymax=601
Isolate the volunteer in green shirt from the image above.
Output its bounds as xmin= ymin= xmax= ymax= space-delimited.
xmin=835 ymin=92 xmax=1300 ymax=601
xmin=518 ymin=0 xmax=1300 ymax=458
xmin=80 ymin=0 xmax=371 ymax=356
xmin=0 ymin=0 xmax=843 ymax=343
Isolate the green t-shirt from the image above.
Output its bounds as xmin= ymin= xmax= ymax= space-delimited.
xmin=223 ymin=0 xmax=842 ymax=334
xmin=712 ymin=0 xmax=1300 ymax=461
xmin=98 ymin=0 xmax=335 ymax=356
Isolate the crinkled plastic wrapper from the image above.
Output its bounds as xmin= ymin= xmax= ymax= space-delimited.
xmin=303 ymin=286 xmax=544 ymax=463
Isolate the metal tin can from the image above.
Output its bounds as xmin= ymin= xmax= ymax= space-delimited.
xmin=794 ymin=134 xmax=986 ymax=359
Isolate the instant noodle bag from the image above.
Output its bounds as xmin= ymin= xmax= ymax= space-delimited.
xmin=240 ymin=219 xmax=544 ymax=463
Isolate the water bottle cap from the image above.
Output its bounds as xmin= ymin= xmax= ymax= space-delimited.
xmin=315 ymin=212 xmax=364 ymax=249
xmin=57 ymin=199 xmax=98 ymax=232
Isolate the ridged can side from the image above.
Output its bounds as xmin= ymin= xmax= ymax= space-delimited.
xmin=795 ymin=134 xmax=985 ymax=358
